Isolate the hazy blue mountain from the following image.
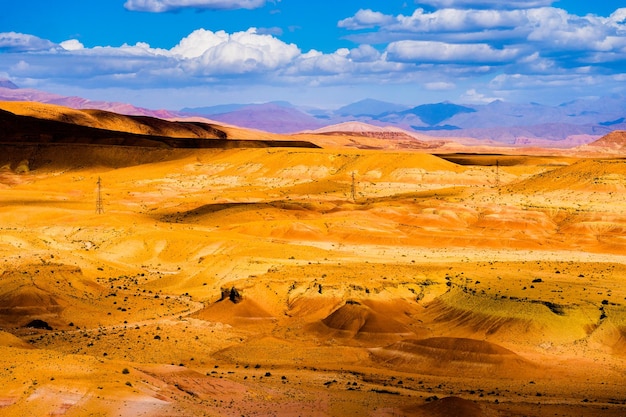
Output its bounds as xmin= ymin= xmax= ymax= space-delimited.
xmin=334 ymin=99 xmax=409 ymax=117
xmin=0 ymin=79 xmax=19 ymax=89
xmin=398 ymin=102 xmax=476 ymax=126
xmin=198 ymin=96 xmax=625 ymax=141
xmin=600 ymin=117 xmax=625 ymax=126
xmin=182 ymin=101 xmax=297 ymax=116
xmin=421 ymin=123 xmax=616 ymax=144
xmin=181 ymin=103 xmax=248 ymax=115
xmin=208 ymin=102 xmax=325 ymax=133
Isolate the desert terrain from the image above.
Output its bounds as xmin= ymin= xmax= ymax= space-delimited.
xmin=1 ymin=102 xmax=626 ymax=416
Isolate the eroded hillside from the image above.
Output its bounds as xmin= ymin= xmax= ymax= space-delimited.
xmin=1 ymin=103 xmax=626 ymax=416
xmin=1 ymin=139 xmax=626 ymax=416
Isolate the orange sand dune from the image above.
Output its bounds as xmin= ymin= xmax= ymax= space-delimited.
xmin=316 ymin=301 xmax=413 ymax=340
xmin=370 ymin=337 xmax=533 ymax=377
xmin=192 ymin=290 xmax=275 ymax=325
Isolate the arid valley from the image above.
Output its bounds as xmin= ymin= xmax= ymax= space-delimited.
xmin=1 ymin=102 xmax=626 ymax=416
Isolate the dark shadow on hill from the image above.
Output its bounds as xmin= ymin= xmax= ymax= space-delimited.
xmin=158 ymin=200 xmax=333 ymax=223
xmin=161 ymin=202 xmax=257 ymax=222
xmin=0 ymin=108 xmax=320 ymax=150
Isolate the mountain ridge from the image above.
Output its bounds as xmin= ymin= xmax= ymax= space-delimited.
xmin=1 ymin=80 xmax=625 ymax=147
xmin=0 ymin=98 xmax=623 ymax=155
xmin=0 ymin=101 xmax=321 ymax=152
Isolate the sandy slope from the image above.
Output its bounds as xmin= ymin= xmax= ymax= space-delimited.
xmin=1 ymin=106 xmax=626 ymax=415
xmin=0 ymin=101 xmax=227 ymax=139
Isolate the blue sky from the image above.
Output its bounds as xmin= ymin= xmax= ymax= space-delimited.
xmin=1 ymin=1 xmax=626 ymax=109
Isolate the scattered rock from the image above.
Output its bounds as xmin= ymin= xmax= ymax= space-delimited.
xmin=15 ymin=159 xmax=29 ymax=174
xmin=25 ymin=319 xmax=52 ymax=330
xmin=220 ymin=287 xmax=242 ymax=304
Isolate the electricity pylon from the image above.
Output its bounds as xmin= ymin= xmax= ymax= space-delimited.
xmin=351 ymin=172 xmax=356 ymax=202
xmin=96 ymin=177 xmax=104 ymax=214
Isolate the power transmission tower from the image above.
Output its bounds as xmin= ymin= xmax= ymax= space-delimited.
xmin=495 ymin=160 xmax=500 ymax=188
xmin=495 ymin=160 xmax=501 ymax=196
xmin=96 ymin=176 xmax=104 ymax=214
xmin=351 ymin=171 xmax=356 ymax=202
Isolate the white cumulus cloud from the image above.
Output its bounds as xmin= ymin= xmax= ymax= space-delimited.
xmin=341 ymin=5 xmax=626 ymax=76
xmin=395 ymin=8 xmax=527 ymax=32
xmin=0 ymin=28 xmax=303 ymax=86
xmin=348 ymin=45 xmax=381 ymax=62
xmin=173 ymin=28 xmax=300 ymax=74
xmin=338 ymin=9 xmax=395 ymax=30
xmin=292 ymin=49 xmax=354 ymax=75
xmin=387 ymin=40 xmax=520 ymax=64
xmin=524 ymin=7 xmax=626 ymax=53
xmin=60 ymin=39 xmax=85 ymax=51
xmin=0 ymin=32 xmax=57 ymax=52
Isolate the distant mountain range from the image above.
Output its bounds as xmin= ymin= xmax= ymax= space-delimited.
xmin=2 ymin=80 xmax=625 ymax=147
xmin=180 ymin=96 xmax=626 ymax=146
xmin=2 ymin=94 xmax=625 ymax=156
